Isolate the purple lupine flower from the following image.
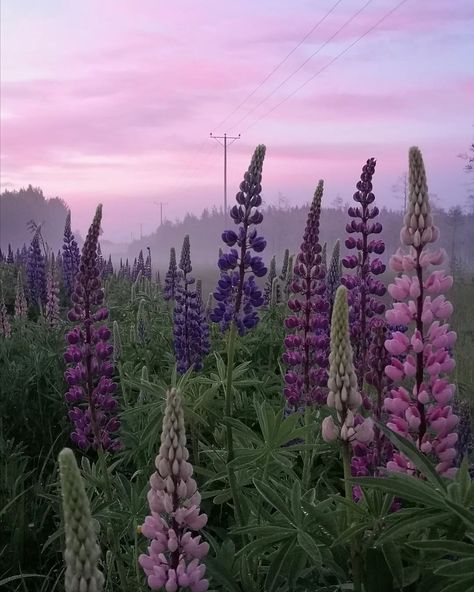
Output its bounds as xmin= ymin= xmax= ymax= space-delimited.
xmin=173 ymin=236 xmax=208 ymax=373
xmin=62 ymin=210 xmax=81 ymax=297
xmin=0 ymin=248 xmax=4 ymax=263
xmin=0 ymin=282 xmax=11 ymax=339
xmin=131 ymin=257 xmax=138 ymax=281
xmin=132 ymin=249 xmax=145 ymax=282
xmin=144 ymin=247 xmax=152 ymax=280
xmin=103 ymin=254 xmax=113 ymax=279
xmin=282 ymin=181 xmax=329 ymax=408
xmin=342 ymin=158 xmax=386 ymax=389
xmin=164 ymin=248 xmax=178 ymax=301
xmin=384 ymin=147 xmax=458 ymax=477
xmin=139 ymin=388 xmax=209 ymax=592
xmin=64 ymin=205 xmax=121 ymax=453
xmin=45 ymin=257 xmax=60 ymax=328
xmin=452 ymin=397 xmax=473 ymax=474
xmin=27 ymin=233 xmax=47 ymax=307
xmin=210 ymin=145 xmax=267 ymax=336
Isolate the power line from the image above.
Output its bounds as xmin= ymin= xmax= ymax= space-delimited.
xmin=175 ymin=1 xmax=347 ymax=190
xmin=212 ymin=0 xmax=346 ymax=132
xmin=242 ymin=0 xmax=410 ymax=133
xmin=228 ymin=0 xmax=374 ymax=132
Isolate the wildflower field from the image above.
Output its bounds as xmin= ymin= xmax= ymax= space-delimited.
xmin=1 ymin=145 xmax=474 ymax=592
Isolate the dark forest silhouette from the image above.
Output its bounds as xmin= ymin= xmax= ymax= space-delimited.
xmin=1 ymin=185 xmax=473 ymax=279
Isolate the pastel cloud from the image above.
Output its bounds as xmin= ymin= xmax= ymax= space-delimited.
xmin=1 ymin=0 xmax=473 ymax=240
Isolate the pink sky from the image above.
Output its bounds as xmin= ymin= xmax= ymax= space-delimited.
xmin=1 ymin=0 xmax=473 ymax=241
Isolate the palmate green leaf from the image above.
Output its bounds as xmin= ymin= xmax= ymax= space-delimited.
xmin=376 ymin=422 xmax=446 ymax=488
xmin=290 ymin=480 xmax=303 ymax=527
xmin=297 ymin=530 xmax=323 ymax=566
xmin=438 ymin=581 xmax=474 ymax=592
xmin=408 ymin=539 xmax=474 ymax=556
xmin=331 ymin=522 xmax=370 ymax=547
xmin=377 ymin=509 xmax=452 ymax=543
xmin=238 ymin=532 xmax=295 ymax=557
xmin=381 ymin=542 xmax=404 ymax=589
xmin=351 ymin=474 xmax=446 ymax=508
xmin=264 ymin=538 xmax=296 ymax=592
xmin=435 ymin=558 xmax=474 ymax=577
xmin=442 ymin=498 xmax=474 ymax=530
xmin=253 ymin=478 xmax=295 ymax=524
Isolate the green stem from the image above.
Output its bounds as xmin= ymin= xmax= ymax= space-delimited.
xmin=97 ymin=447 xmax=128 ymax=590
xmin=118 ymin=362 xmax=129 ymax=407
xmin=341 ymin=442 xmax=361 ymax=592
xmin=224 ymin=323 xmax=245 ymax=526
xmin=302 ymin=406 xmax=314 ymax=490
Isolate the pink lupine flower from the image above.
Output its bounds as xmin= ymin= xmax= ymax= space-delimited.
xmin=139 ymin=388 xmax=209 ymax=592
xmin=384 ymin=147 xmax=459 ymax=477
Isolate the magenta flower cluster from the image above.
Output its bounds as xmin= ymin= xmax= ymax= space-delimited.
xmin=64 ymin=205 xmax=121 ymax=453
xmin=282 ymin=181 xmax=329 ymax=408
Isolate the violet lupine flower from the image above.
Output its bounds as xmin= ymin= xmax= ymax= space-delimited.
xmin=105 ymin=255 xmax=114 ymax=278
xmin=452 ymin=398 xmax=473 ymax=474
xmin=210 ymin=145 xmax=267 ymax=336
xmin=45 ymin=258 xmax=60 ymax=328
xmin=139 ymin=387 xmax=209 ymax=592
xmin=64 ymin=205 xmax=121 ymax=453
xmin=27 ymin=233 xmax=47 ymax=307
xmin=0 ymin=282 xmax=11 ymax=339
xmin=62 ymin=211 xmax=81 ymax=297
xmin=384 ymin=147 xmax=458 ymax=478
xmin=164 ymin=248 xmax=178 ymax=301
xmin=132 ymin=258 xmax=138 ymax=281
xmin=14 ymin=272 xmax=28 ymax=320
xmin=174 ymin=236 xmax=208 ymax=373
xmin=145 ymin=247 xmax=152 ymax=280
xmin=342 ymin=158 xmax=386 ymax=388
xmin=282 ymin=181 xmax=329 ymax=408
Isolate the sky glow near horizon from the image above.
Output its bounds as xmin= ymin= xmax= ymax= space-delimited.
xmin=1 ymin=0 xmax=473 ymax=241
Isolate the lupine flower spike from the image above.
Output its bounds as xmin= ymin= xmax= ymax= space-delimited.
xmin=0 ymin=282 xmax=11 ymax=339
xmin=139 ymin=387 xmax=209 ymax=592
xmin=282 ymin=181 xmax=329 ymax=408
xmin=62 ymin=211 xmax=81 ymax=297
xmin=210 ymin=145 xmax=267 ymax=335
xmin=342 ymin=158 xmax=386 ymax=388
xmin=384 ymin=147 xmax=458 ymax=477
xmin=27 ymin=233 xmax=47 ymax=307
xmin=173 ymin=236 xmax=208 ymax=373
xmin=64 ymin=205 xmax=121 ymax=452
xmin=164 ymin=248 xmax=178 ymax=302
xmin=58 ymin=447 xmax=105 ymax=592
xmin=322 ymin=286 xmax=374 ymax=446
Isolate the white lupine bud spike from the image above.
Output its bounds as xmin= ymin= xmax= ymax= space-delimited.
xmin=58 ymin=448 xmax=104 ymax=592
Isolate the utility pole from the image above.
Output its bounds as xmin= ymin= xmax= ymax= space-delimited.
xmin=153 ymin=201 xmax=168 ymax=226
xmin=210 ymin=132 xmax=240 ymax=216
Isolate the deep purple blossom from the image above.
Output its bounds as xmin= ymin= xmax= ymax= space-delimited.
xmin=174 ymin=236 xmax=209 ymax=373
xmin=341 ymin=158 xmax=386 ymax=388
xmin=64 ymin=205 xmax=121 ymax=453
xmin=144 ymin=247 xmax=152 ymax=280
xmin=62 ymin=211 xmax=81 ymax=296
xmin=27 ymin=234 xmax=47 ymax=307
xmin=282 ymin=181 xmax=329 ymax=407
xmin=210 ymin=145 xmax=267 ymax=336
xmin=164 ymin=248 xmax=178 ymax=301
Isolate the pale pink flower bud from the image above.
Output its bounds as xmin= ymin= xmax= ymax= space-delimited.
xmin=322 ymin=416 xmax=339 ymax=442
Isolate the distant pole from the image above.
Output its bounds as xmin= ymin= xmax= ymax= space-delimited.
xmin=210 ymin=132 xmax=240 ymax=216
xmin=153 ymin=201 xmax=168 ymax=226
